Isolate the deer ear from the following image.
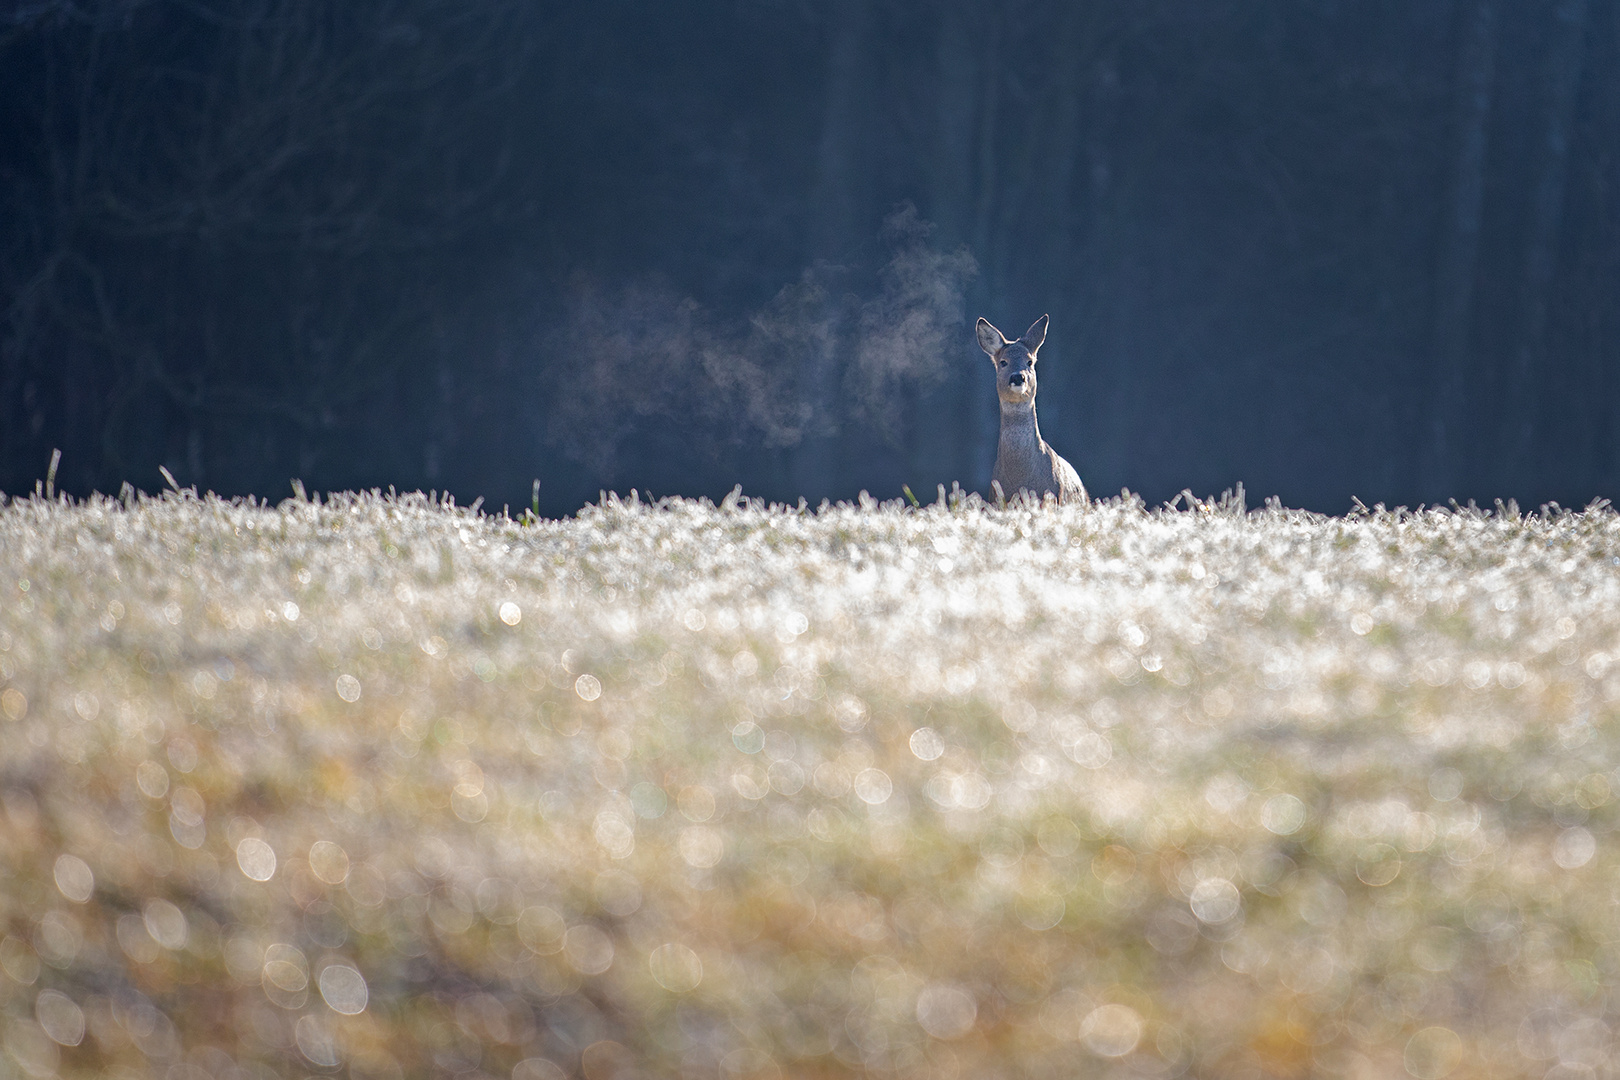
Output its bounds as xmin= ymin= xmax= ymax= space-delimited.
xmin=975 ymin=318 xmax=1005 ymax=357
xmin=1021 ymin=314 xmax=1049 ymax=355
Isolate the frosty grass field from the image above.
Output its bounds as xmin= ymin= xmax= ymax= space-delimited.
xmin=3 ymin=483 xmax=1620 ymax=1080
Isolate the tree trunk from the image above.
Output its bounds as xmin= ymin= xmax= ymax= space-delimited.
xmin=793 ymin=0 xmax=869 ymax=502
xmin=920 ymin=0 xmax=988 ymax=492
xmin=1046 ymin=9 xmax=1088 ymax=290
xmin=1592 ymin=5 xmax=1620 ymax=489
xmin=964 ymin=19 xmax=1004 ymax=493
xmin=1423 ymin=0 xmax=1498 ymax=501
xmin=1508 ymin=0 xmax=1589 ymax=490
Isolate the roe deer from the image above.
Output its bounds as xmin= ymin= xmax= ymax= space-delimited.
xmin=975 ymin=314 xmax=1086 ymax=505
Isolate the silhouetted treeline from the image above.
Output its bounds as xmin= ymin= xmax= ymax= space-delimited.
xmin=3 ymin=0 xmax=1617 ymax=513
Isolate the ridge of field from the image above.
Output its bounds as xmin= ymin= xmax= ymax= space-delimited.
xmin=1 ymin=486 xmax=1619 ymax=1080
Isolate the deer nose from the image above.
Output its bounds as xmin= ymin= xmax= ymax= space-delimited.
xmin=1008 ymin=371 xmax=1028 ymax=387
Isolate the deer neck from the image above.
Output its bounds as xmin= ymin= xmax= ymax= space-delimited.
xmin=999 ymin=398 xmax=1043 ymax=459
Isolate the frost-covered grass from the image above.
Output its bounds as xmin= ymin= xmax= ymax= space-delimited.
xmin=2 ymin=485 xmax=1620 ymax=1080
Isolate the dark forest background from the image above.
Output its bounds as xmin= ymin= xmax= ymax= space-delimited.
xmin=2 ymin=0 xmax=1617 ymax=514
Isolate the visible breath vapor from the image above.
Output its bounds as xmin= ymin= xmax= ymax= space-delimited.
xmin=851 ymin=208 xmax=980 ymax=441
xmin=544 ymin=205 xmax=976 ymax=481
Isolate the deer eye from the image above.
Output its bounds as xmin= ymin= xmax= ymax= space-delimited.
xmin=997 ymin=359 xmax=1006 ymax=368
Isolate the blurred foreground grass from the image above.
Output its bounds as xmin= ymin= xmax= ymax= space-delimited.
xmin=2 ymin=485 xmax=1620 ymax=1080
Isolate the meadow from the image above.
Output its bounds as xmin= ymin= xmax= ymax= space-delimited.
xmin=1 ymin=483 xmax=1618 ymax=1080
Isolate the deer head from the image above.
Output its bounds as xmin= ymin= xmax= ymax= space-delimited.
xmin=975 ymin=315 xmax=1048 ymax=406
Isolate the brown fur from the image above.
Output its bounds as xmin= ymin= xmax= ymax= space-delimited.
xmin=975 ymin=315 xmax=1086 ymax=505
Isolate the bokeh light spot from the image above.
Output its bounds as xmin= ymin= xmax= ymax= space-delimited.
xmin=1428 ymin=767 xmax=1463 ymax=802
xmin=142 ymin=899 xmax=188 ymax=949
xmin=1355 ymin=843 xmax=1402 ymax=886
xmin=34 ymin=990 xmax=84 ymax=1046
xmin=1189 ymin=877 xmax=1242 ymax=924
xmin=910 ymin=727 xmax=945 ymax=760
xmin=236 ymin=837 xmax=278 ymax=881
xmin=1080 ymin=1003 xmax=1142 ymax=1057
xmin=1404 ymin=1026 xmax=1463 ymax=1079
xmin=518 ymin=906 xmax=566 ymax=954
xmin=678 ymin=826 xmax=724 ymax=868
xmin=264 ymin=943 xmax=310 ymax=992
xmin=630 ymin=782 xmax=668 ymax=818
xmin=1553 ymin=827 xmax=1596 ymax=869
xmin=295 ymin=1014 xmax=340 ymax=1068
xmin=854 ymin=768 xmax=892 ymax=805
xmin=513 ymin=1058 xmax=568 ymax=1080
xmin=916 ymin=983 xmax=977 ymax=1039
xmin=318 ymin=963 xmax=369 ymax=1014
xmin=308 ymin=840 xmax=350 ymax=884
xmin=136 ymin=760 xmax=169 ymax=799
xmin=1261 ymin=794 xmax=1307 ymax=835
xmin=731 ymin=720 xmax=764 ymax=753
xmin=563 ymin=924 xmax=614 ymax=975
xmin=52 ymin=854 xmax=94 ymax=903
xmin=648 ymin=943 xmax=703 ymax=992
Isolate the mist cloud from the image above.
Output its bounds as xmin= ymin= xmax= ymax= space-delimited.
xmin=544 ymin=205 xmax=976 ymax=481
